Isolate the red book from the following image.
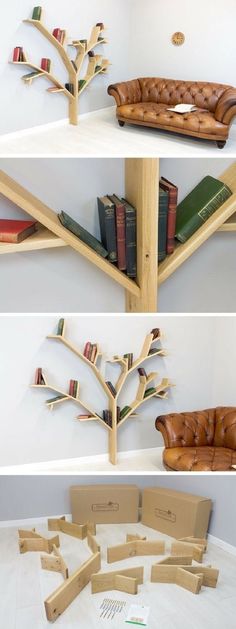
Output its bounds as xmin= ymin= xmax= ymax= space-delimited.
xmin=13 ymin=47 xmax=23 ymax=62
xmin=159 ymin=177 xmax=178 ymax=254
xmin=52 ymin=28 xmax=61 ymax=41
xmin=69 ymin=379 xmax=74 ymax=396
xmin=41 ymin=58 xmax=50 ymax=72
xmin=0 ymin=219 xmax=37 ymax=243
xmin=90 ymin=344 xmax=97 ymax=363
xmin=109 ymin=195 xmax=126 ymax=270
xmin=84 ymin=341 xmax=91 ymax=359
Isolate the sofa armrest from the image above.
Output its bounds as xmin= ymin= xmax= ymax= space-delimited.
xmin=155 ymin=415 xmax=174 ymax=447
xmin=107 ymin=79 xmax=142 ymax=107
xmin=215 ymin=88 xmax=236 ymax=125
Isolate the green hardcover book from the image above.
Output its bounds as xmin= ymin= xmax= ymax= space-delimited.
xmin=144 ymin=387 xmax=156 ymax=398
xmin=22 ymin=71 xmax=42 ymax=80
xmin=158 ymin=186 xmax=168 ymax=262
xmin=120 ymin=405 xmax=131 ymax=420
xmin=46 ymin=395 xmax=67 ymax=403
xmin=97 ymin=196 xmax=117 ymax=262
xmin=58 ymin=210 xmax=108 ymax=259
xmin=57 ymin=318 xmax=65 ymax=336
xmin=78 ymin=79 xmax=87 ymax=91
xmin=175 ymin=176 xmax=232 ymax=243
xmin=32 ymin=6 xmax=42 ymax=20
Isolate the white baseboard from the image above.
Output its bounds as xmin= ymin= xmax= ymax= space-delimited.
xmin=0 ymin=447 xmax=163 ymax=474
xmin=208 ymin=534 xmax=236 ymax=557
xmin=0 ymin=106 xmax=115 ymax=141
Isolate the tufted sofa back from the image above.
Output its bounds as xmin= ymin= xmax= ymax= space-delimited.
xmin=138 ymin=78 xmax=232 ymax=113
xmin=156 ymin=407 xmax=236 ymax=449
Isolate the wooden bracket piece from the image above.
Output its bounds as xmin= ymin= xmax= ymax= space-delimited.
xmin=41 ymin=545 xmax=69 ymax=580
xmin=171 ymin=541 xmax=206 ymax=563
xmin=126 ymin=534 xmax=147 ymax=542
xmin=178 ymin=537 xmax=208 ymax=552
xmin=107 ymin=539 xmax=165 ymax=563
xmin=151 ymin=564 xmax=219 ymax=594
xmin=44 ymin=551 xmax=101 ymax=622
xmin=18 ymin=529 xmax=60 ymax=554
xmin=87 ymin=531 xmax=100 ymax=554
xmin=48 ymin=516 xmax=87 ymax=539
xmin=158 ymin=555 xmax=193 ymax=565
xmin=91 ymin=566 xmax=144 ymax=594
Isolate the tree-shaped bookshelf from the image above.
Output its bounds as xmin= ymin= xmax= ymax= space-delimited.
xmin=11 ymin=7 xmax=110 ymax=125
xmin=31 ymin=319 xmax=174 ymax=464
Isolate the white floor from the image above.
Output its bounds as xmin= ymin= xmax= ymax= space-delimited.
xmin=0 ymin=448 xmax=165 ymax=474
xmin=0 ymin=519 xmax=235 ymax=629
xmin=1 ymin=107 xmax=236 ymax=156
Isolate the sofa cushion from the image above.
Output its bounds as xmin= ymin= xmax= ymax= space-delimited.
xmin=213 ymin=407 xmax=236 ymax=448
xmin=138 ymin=78 xmax=232 ymax=112
xmin=164 ymin=446 xmax=236 ymax=471
xmin=117 ymin=103 xmax=228 ymax=138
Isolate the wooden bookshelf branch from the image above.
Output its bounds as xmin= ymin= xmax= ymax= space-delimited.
xmin=41 ymin=545 xmax=69 ymax=580
xmin=48 ymin=516 xmax=87 ymax=539
xmin=107 ymin=539 xmax=165 ymax=563
xmin=91 ymin=566 xmax=144 ymax=594
xmin=171 ymin=540 xmax=206 ymax=563
xmin=12 ymin=8 xmax=110 ymax=125
xmin=151 ymin=563 xmax=219 ymax=594
xmin=32 ymin=320 xmax=174 ymax=464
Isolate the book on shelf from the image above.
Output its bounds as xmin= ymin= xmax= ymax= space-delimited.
xmin=32 ymin=6 xmax=42 ymax=20
xmin=71 ymin=60 xmax=77 ymax=72
xmin=41 ymin=58 xmax=51 ymax=72
xmin=123 ymin=353 xmax=133 ymax=369
xmin=109 ymin=195 xmax=126 ymax=271
xmin=158 ymin=186 xmax=168 ymax=262
xmin=88 ymin=51 xmax=95 ymax=57
xmin=13 ymin=47 xmax=24 ymax=62
xmin=103 ymin=409 xmax=112 ymax=426
xmin=0 ymin=219 xmax=37 ymax=243
xmin=148 ymin=347 xmax=160 ymax=356
xmin=120 ymin=405 xmax=131 ymax=420
xmin=175 ymin=176 xmax=233 ymax=243
xmin=52 ymin=28 xmax=66 ymax=44
xmin=106 ymin=381 xmax=117 ymax=397
xmin=22 ymin=71 xmax=42 ymax=81
xmin=96 ymin=22 xmax=105 ymax=30
xmin=78 ymin=79 xmax=87 ymax=91
xmin=83 ymin=341 xmax=91 ymax=359
xmin=35 ymin=367 xmax=45 ymax=385
xmin=58 ymin=210 xmax=108 ymax=259
xmin=95 ymin=65 xmax=102 ymax=72
xmin=97 ymin=196 xmax=117 ymax=262
xmin=78 ymin=414 xmax=93 ymax=419
xmin=159 ymin=177 xmax=178 ymax=254
xmin=83 ymin=342 xmax=97 ymax=362
xmin=57 ymin=318 xmax=65 ymax=336
xmin=69 ymin=379 xmax=79 ymax=398
xmin=138 ymin=368 xmax=147 ymax=378
xmin=65 ymin=83 xmax=74 ymax=95
xmin=144 ymin=387 xmax=156 ymax=398
xmin=122 ymin=198 xmax=137 ymax=278
xmin=151 ymin=327 xmax=160 ymax=340
xmin=46 ymin=395 xmax=67 ymax=404
xmin=117 ymin=406 xmax=121 ymax=423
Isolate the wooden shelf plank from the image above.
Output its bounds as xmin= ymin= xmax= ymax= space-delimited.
xmin=0 ymin=225 xmax=66 ymax=255
xmin=0 ymin=170 xmax=140 ymax=297
xmin=158 ymin=162 xmax=236 ymax=285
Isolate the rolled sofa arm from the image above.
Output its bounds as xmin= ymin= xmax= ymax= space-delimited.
xmin=155 ymin=415 xmax=178 ymax=447
xmin=107 ymin=79 xmax=142 ymax=107
xmin=215 ymin=88 xmax=236 ymax=125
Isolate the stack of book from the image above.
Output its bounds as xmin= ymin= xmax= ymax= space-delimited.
xmin=123 ymin=353 xmax=133 ymax=369
xmin=13 ymin=47 xmax=24 ymax=62
xmin=83 ymin=342 xmax=98 ymax=363
xmin=98 ymin=195 xmax=137 ymax=278
xmin=35 ymin=368 xmax=45 ymax=385
xmin=41 ymin=58 xmax=51 ymax=72
xmin=52 ymin=28 xmax=66 ymax=45
xmin=158 ymin=174 xmax=233 ymax=263
xmin=69 ymin=379 xmax=79 ymax=398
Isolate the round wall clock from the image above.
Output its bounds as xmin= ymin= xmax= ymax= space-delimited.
xmin=172 ymin=32 xmax=185 ymax=46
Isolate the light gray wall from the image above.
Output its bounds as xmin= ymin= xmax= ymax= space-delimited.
xmin=130 ymin=0 xmax=236 ymax=87
xmin=1 ymin=0 xmax=131 ymax=134
xmin=0 ymin=475 xmax=235 ymax=547
xmin=0 ymin=158 xmax=235 ymax=314
xmin=0 ymin=314 xmax=216 ymax=466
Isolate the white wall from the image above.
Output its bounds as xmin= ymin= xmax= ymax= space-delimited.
xmin=1 ymin=0 xmax=132 ymax=134
xmin=0 ymin=314 xmax=217 ymax=466
xmin=0 ymin=157 xmax=235 ymax=314
xmin=130 ymin=0 xmax=236 ymax=87
xmin=0 ymin=475 xmax=235 ymax=547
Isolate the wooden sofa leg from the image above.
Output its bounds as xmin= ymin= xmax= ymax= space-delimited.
xmin=118 ymin=120 xmax=125 ymax=127
xmin=216 ymin=141 xmax=226 ymax=149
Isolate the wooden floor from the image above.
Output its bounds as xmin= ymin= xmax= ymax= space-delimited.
xmin=0 ymin=520 xmax=235 ymax=629
xmin=0 ymin=107 xmax=236 ymax=156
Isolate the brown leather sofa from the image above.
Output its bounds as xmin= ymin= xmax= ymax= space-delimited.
xmin=108 ymin=78 xmax=236 ymax=148
xmin=155 ymin=407 xmax=236 ymax=471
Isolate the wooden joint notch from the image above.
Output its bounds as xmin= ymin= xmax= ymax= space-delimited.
xmin=107 ymin=540 xmax=165 ymax=563
xmin=41 ymin=545 xmax=69 ymax=580
xmin=48 ymin=516 xmax=87 ymax=539
xmin=126 ymin=534 xmax=147 ymax=542
xmin=18 ymin=529 xmax=60 ymax=554
xmin=87 ymin=530 xmax=100 ymax=554
xmin=151 ymin=564 xmax=219 ymax=594
xmin=91 ymin=566 xmax=144 ymax=594
xmin=178 ymin=537 xmax=208 ymax=552
xmin=44 ymin=551 xmax=101 ymax=622
xmin=171 ymin=540 xmax=206 ymax=563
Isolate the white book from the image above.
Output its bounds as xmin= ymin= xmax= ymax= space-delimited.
xmin=167 ymin=103 xmax=197 ymax=114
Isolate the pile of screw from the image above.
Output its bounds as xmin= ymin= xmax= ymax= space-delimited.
xmin=100 ymin=598 xmax=126 ymax=619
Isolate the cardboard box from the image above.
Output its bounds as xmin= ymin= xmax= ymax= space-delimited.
xmin=142 ymin=487 xmax=212 ymax=538
xmin=70 ymin=484 xmax=139 ymax=524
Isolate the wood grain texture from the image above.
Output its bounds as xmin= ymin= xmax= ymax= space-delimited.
xmin=107 ymin=540 xmax=165 ymax=563
xmin=91 ymin=566 xmax=144 ymax=594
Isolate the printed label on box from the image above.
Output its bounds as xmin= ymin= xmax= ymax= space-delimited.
xmin=92 ymin=502 xmax=119 ymax=512
xmin=154 ymin=508 xmax=176 ymax=522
